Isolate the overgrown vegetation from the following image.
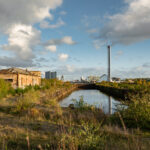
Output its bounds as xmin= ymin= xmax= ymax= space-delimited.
xmin=0 ymin=79 xmax=150 ymax=149
xmin=0 ymin=79 xmax=13 ymax=99
xmin=72 ymin=96 xmax=97 ymax=111
xmin=13 ymin=89 xmax=40 ymax=114
xmin=111 ymin=94 xmax=150 ymax=130
xmin=96 ymin=80 xmax=150 ymax=100
xmin=0 ymin=91 xmax=150 ymax=149
xmin=98 ymin=80 xmax=150 ymax=92
xmin=0 ymin=78 xmax=75 ymax=100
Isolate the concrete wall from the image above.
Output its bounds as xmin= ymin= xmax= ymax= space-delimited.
xmin=18 ymin=74 xmax=41 ymax=88
xmin=0 ymin=73 xmax=18 ymax=88
xmin=0 ymin=73 xmax=41 ymax=88
xmin=30 ymin=71 xmax=41 ymax=77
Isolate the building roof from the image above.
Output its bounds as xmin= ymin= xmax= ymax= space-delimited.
xmin=0 ymin=68 xmax=41 ymax=76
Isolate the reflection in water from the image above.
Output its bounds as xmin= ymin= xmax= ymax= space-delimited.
xmin=60 ymin=90 xmax=121 ymax=114
xmin=108 ymin=96 xmax=112 ymax=115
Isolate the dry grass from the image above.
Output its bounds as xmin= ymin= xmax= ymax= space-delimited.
xmin=0 ymin=100 xmax=149 ymax=150
xmin=0 ymin=81 xmax=150 ymax=149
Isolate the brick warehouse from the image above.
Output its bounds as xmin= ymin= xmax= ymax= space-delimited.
xmin=0 ymin=68 xmax=41 ymax=88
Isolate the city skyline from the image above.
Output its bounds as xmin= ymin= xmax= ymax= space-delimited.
xmin=0 ymin=0 xmax=150 ymax=80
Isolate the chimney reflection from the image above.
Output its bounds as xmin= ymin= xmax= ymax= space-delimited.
xmin=108 ymin=96 xmax=112 ymax=115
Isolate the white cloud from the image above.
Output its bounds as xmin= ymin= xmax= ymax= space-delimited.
xmin=40 ymin=18 xmax=65 ymax=29
xmin=99 ymin=0 xmax=150 ymax=45
xmin=59 ymin=53 xmax=69 ymax=61
xmin=0 ymin=0 xmax=63 ymax=32
xmin=46 ymin=45 xmax=57 ymax=52
xmin=61 ymin=36 xmax=76 ymax=45
xmin=45 ymin=36 xmax=76 ymax=46
xmin=2 ymin=24 xmax=40 ymax=60
xmin=0 ymin=0 xmax=63 ymax=67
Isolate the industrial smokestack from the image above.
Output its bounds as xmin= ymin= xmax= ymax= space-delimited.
xmin=108 ymin=45 xmax=111 ymax=82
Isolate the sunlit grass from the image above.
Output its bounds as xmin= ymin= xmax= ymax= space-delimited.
xmin=0 ymin=79 xmax=150 ymax=149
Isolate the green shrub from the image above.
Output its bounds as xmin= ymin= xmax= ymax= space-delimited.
xmin=13 ymin=90 xmax=40 ymax=113
xmin=59 ymin=122 xmax=106 ymax=150
xmin=15 ymin=85 xmax=41 ymax=95
xmin=33 ymin=85 xmax=41 ymax=90
xmin=111 ymin=94 xmax=150 ymax=130
xmin=72 ymin=96 xmax=96 ymax=111
xmin=15 ymin=88 xmax=25 ymax=95
xmin=0 ymin=79 xmax=13 ymax=99
xmin=41 ymin=79 xmax=72 ymax=91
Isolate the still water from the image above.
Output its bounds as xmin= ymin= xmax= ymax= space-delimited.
xmin=60 ymin=89 xmax=122 ymax=114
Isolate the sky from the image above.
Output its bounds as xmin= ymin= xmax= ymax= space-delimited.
xmin=0 ymin=0 xmax=150 ymax=80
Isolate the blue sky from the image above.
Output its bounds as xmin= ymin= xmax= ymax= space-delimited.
xmin=0 ymin=0 xmax=150 ymax=80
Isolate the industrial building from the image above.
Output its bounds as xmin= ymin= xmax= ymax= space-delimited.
xmin=45 ymin=71 xmax=57 ymax=79
xmin=0 ymin=68 xmax=41 ymax=88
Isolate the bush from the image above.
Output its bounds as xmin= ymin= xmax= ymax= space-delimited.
xmin=59 ymin=122 xmax=107 ymax=150
xmin=15 ymin=85 xmax=41 ymax=95
xmin=0 ymin=79 xmax=13 ymax=99
xmin=13 ymin=89 xmax=40 ymax=113
xmin=41 ymin=79 xmax=71 ymax=89
xmin=111 ymin=94 xmax=150 ymax=130
xmin=72 ymin=96 xmax=96 ymax=111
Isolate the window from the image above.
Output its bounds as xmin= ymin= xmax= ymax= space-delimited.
xmin=5 ymin=79 xmax=13 ymax=82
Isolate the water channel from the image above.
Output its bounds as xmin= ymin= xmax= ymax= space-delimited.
xmin=60 ymin=89 xmax=122 ymax=114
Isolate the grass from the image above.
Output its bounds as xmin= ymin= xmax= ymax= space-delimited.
xmin=0 ymin=92 xmax=150 ymax=149
xmin=0 ymin=79 xmax=150 ymax=149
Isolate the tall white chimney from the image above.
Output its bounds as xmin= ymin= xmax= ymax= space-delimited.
xmin=108 ymin=45 xmax=111 ymax=82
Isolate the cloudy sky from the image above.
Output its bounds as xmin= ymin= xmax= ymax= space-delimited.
xmin=0 ymin=0 xmax=150 ymax=80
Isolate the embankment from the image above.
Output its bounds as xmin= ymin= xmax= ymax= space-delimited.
xmin=52 ymin=84 xmax=99 ymax=101
xmin=94 ymin=84 xmax=140 ymax=100
xmin=45 ymin=83 xmax=136 ymax=101
xmin=54 ymin=83 xmax=129 ymax=101
xmin=55 ymin=85 xmax=78 ymax=101
xmin=75 ymin=83 xmax=135 ymax=100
